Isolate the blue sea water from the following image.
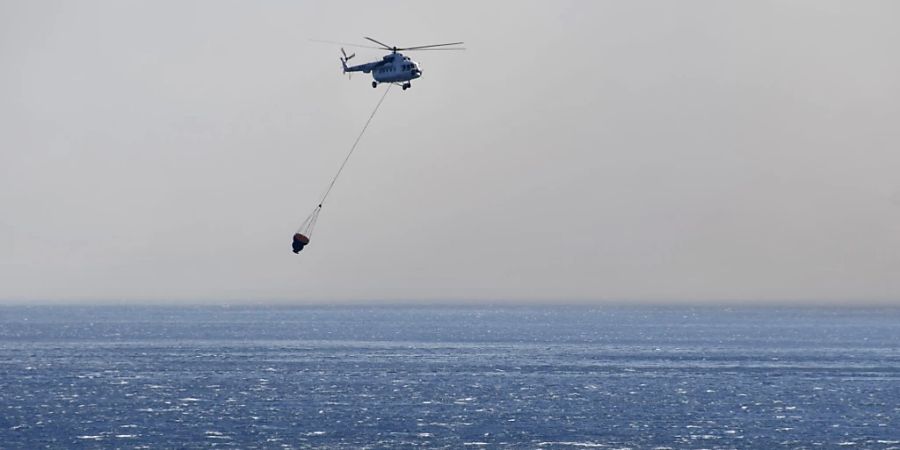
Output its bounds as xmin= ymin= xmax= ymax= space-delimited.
xmin=1 ymin=305 xmax=899 ymax=449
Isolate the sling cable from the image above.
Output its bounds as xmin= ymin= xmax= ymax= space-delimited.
xmin=292 ymin=85 xmax=392 ymax=253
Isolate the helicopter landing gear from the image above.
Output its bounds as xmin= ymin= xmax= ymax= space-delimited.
xmin=402 ymin=82 xmax=411 ymax=91
xmin=372 ymin=81 xmax=378 ymax=88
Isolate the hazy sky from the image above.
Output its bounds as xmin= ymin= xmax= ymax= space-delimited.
xmin=2 ymin=1 xmax=899 ymax=304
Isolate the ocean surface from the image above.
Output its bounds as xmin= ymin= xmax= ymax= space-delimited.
xmin=1 ymin=305 xmax=899 ymax=449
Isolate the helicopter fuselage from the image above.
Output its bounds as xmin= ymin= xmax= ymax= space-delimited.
xmin=343 ymin=52 xmax=422 ymax=89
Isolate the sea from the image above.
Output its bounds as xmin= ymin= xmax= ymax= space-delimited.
xmin=1 ymin=305 xmax=898 ymax=449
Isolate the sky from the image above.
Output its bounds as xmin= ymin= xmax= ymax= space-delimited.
xmin=2 ymin=1 xmax=899 ymax=304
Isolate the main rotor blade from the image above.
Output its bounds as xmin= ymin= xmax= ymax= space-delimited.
xmin=401 ymin=47 xmax=466 ymax=51
xmin=399 ymin=42 xmax=464 ymax=51
xmin=363 ymin=36 xmax=394 ymax=50
xmin=309 ymin=39 xmax=383 ymax=50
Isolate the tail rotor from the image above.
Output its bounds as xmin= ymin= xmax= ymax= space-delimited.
xmin=340 ymin=48 xmax=355 ymax=79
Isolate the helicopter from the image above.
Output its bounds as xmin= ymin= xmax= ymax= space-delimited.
xmin=338 ymin=37 xmax=464 ymax=91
